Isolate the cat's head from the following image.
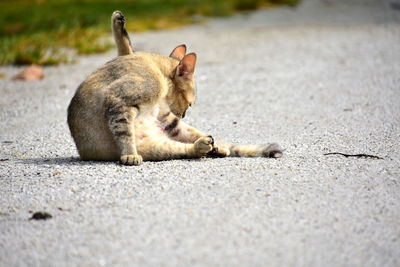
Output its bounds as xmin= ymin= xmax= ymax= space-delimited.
xmin=168 ymin=45 xmax=197 ymax=118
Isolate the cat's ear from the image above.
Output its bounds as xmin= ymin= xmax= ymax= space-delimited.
xmin=169 ymin=44 xmax=186 ymax=60
xmin=176 ymin=53 xmax=196 ymax=79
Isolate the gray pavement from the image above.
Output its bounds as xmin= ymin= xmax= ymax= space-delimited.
xmin=1 ymin=0 xmax=400 ymax=266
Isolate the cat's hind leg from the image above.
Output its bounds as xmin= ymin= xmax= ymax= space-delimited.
xmin=111 ymin=11 xmax=134 ymax=56
xmin=136 ymin=135 xmax=214 ymax=161
xmin=209 ymin=142 xmax=283 ymax=158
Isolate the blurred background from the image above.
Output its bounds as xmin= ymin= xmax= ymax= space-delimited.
xmin=0 ymin=0 xmax=299 ymax=66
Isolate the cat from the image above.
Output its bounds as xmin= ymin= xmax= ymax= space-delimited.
xmin=67 ymin=11 xmax=283 ymax=165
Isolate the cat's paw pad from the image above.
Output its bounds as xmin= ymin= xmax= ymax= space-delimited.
xmin=208 ymin=145 xmax=230 ymax=158
xmin=112 ymin=11 xmax=125 ymax=24
xmin=194 ymin=136 xmax=214 ymax=156
xmin=262 ymin=143 xmax=283 ymax=158
xmin=120 ymin=154 xmax=143 ymax=166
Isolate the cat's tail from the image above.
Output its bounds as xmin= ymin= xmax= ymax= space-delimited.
xmin=211 ymin=142 xmax=283 ymax=158
xmin=111 ymin=11 xmax=134 ymax=56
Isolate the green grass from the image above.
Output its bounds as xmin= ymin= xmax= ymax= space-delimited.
xmin=0 ymin=0 xmax=299 ymax=65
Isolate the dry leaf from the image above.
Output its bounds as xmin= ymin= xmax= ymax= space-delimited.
xmin=12 ymin=65 xmax=44 ymax=81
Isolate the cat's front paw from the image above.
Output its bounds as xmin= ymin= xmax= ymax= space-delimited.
xmin=194 ymin=136 xmax=214 ymax=156
xmin=262 ymin=143 xmax=283 ymax=158
xmin=120 ymin=154 xmax=143 ymax=165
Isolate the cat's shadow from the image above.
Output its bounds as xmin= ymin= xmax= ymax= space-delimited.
xmin=17 ymin=156 xmax=205 ymax=166
xmin=17 ymin=157 xmax=111 ymax=166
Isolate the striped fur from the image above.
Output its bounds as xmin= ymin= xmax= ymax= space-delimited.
xmin=67 ymin=11 xmax=283 ymax=165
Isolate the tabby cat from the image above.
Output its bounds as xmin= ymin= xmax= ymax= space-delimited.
xmin=67 ymin=11 xmax=282 ymax=165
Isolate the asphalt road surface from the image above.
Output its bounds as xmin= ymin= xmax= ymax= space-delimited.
xmin=1 ymin=0 xmax=399 ymax=266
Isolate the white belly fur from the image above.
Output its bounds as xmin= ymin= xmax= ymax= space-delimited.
xmin=134 ymin=105 xmax=165 ymax=146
